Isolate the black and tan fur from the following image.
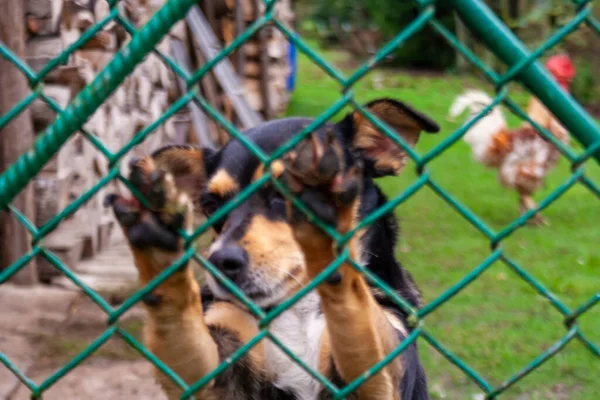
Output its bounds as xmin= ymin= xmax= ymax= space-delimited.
xmin=105 ymin=98 xmax=440 ymax=399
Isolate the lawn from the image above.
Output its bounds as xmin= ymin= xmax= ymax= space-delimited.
xmin=285 ymin=41 xmax=600 ymax=399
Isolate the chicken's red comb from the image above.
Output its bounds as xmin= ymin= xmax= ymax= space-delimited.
xmin=546 ymin=54 xmax=576 ymax=81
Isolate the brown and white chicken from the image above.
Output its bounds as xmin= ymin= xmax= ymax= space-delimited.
xmin=448 ymin=54 xmax=576 ymax=225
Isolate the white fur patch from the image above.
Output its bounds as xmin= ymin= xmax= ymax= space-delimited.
xmin=449 ymin=90 xmax=507 ymax=164
xmin=264 ymin=291 xmax=325 ymax=400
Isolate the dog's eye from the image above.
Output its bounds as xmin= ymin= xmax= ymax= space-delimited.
xmin=200 ymin=193 xmax=226 ymax=232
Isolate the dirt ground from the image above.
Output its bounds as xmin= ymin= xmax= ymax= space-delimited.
xmin=0 ymin=284 xmax=166 ymax=400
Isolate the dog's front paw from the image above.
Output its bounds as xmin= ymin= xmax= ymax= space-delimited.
xmin=105 ymin=157 xmax=193 ymax=283
xmin=283 ymin=131 xmax=362 ymax=250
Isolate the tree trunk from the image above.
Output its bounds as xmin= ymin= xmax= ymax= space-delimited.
xmin=0 ymin=0 xmax=38 ymax=284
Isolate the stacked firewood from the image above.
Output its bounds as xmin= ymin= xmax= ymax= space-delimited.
xmin=23 ymin=0 xmax=295 ymax=279
xmin=204 ymin=0 xmax=295 ymax=117
xmin=24 ymin=0 xmax=186 ymax=280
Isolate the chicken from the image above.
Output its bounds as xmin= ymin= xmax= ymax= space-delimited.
xmin=448 ymin=54 xmax=576 ymax=225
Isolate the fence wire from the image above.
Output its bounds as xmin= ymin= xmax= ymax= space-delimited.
xmin=1 ymin=0 xmax=600 ymax=398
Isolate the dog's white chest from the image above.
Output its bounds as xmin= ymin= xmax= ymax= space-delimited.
xmin=264 ymin=292 xmax=325 ymax=400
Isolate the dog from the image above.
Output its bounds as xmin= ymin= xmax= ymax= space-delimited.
xmin=105 ymin=98 xmax=439 ymax=399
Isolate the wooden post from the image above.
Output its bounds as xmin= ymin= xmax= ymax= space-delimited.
xmin=0 ymin=0 xmax=38 ymax=284
xmin=255 ymin=0 xmax=273 ymax=120
xmin=232 ymin=0 xmax=245 ymax=129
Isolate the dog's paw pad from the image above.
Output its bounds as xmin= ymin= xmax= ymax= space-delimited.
xmin=283 ymin=131 xmax=362 ymax=228
xmin=105 ymin=157 xmax=190 ymax=251
xmin=285 ymin=131 xmax=344 ymax=189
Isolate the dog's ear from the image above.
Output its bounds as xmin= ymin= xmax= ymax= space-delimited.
xmin=150 ymin=145 xmax=219 ymax=203
xmin=338 ymin=98 xmax=439 ymax=177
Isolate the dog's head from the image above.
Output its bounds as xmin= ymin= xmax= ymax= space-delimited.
xmin=152 ymin=99 xmax=439 ymax=307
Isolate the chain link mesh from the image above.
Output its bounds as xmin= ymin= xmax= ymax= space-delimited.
xmin=1 ymin=0 xmax=599 ymax=398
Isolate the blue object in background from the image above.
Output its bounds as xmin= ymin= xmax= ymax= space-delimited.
xmin=287 ymin=38 xmax=297 ymax=92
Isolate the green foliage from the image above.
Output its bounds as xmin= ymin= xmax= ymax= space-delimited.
xmin=287 ymin=43 xmax=600 ymax=399
xmin=571 ymin=58 xmax=597 ymax=107
xmin=307 ymin=0 xmax=456 ymax=70
xmin=363 ymin=1 xmax=456 ymax=69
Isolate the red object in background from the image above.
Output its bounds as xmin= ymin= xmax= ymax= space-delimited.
xmin=545 ymin=54 xmax=576 ymax=90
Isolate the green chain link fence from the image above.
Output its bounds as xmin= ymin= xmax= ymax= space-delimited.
xmin=1 ymin=0 xmax=600 ymax=398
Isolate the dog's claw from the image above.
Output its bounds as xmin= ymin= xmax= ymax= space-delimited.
xmin=283 ymin=131 xmax=361 ymax=228
xmin=106 ymin=156 xmax=190 ymax=251
xmin=148 ymin=169 xmax=167 ymax=210
xmin=108 ymin=194 xmax=140 ymax=228
xmin=333 ymin=165 xmax=362 ymax=206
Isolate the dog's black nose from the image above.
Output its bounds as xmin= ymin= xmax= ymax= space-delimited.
xmin=209 ymin=245 xmax=248 ymax=281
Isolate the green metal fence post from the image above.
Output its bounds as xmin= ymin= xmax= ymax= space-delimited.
xmin=449 ymin=0 xmax=600 ymax=163
xmin=0 ymin=0 xmax=599 ymax=397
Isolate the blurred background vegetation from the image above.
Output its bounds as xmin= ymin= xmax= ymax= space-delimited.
xmin=285 ymin=2 xmax=600 ymax=398
xmin=297 ymin=0 xmax=600 ymax=113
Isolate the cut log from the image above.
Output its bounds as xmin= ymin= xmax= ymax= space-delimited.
xmin=97 ymin=216 xmax=114 ymax=251
xmin=76 ymin=49 xmax=115 ymax=72
xmin=170 ymin=112 xmax=192 ymax=144
xmin=170 ymin=38 xmax=216 ymax=148
xmin=93 ymin=0 xmax=116 ymax=30
xmin=138 ymin=52 xmax=162 ymax=84
xmin=207 ymin=0 xmax=229 ymax=18
xmin=234 ymin=0 xmax=245 ymax=74
xmin=256 ymin=11 xmax=273 ymax=119
xmin=1 ymin=0 xmax=38 ymax=284
xmin=242 ymin=78 xmax=262 ymax=111
xmin=26 ymin=0 xmax=53 ymax=18
xmin=82 ymin=31 xmax=117 ymax=51
xmin=242 ymin=60 xmax=260 ymax=78
xmin=243 ymin=41 xmax=260 ymax=58
xmin=150 ymin=90 xmax=168 ymax=120
xmin=63 ymin=6 xmax=94 ymax=31
xmin=222 ymin=17 xmax=234 ymax=45
xmin=26 ymin=0 xmax=63 ymax=31
xmin=186 ymin=6 xmax=262 ymax=128
xmin=267 ymin=29 xmax=288 ymax=59
xmin=224 ymin=0 xmax=256 ymax=21
xmin=223 ymin=96 xmax=235 ymax=121
xmin=25 ymin=36 xmax=65 ymax=73
xmin=39 ymin=65 xmax=86 ymax=92
xmin=112 ymin=86 xmax=127 ymax=109
xmin=136 ymin=74 xmax=152 ymax=109
xmin=243 ymin=78 xmax=287 ymax=114
xmin=190 ymin=34 xmax=221 ymax=111
xmin=31 ymin=84 xmax=71 ymax=130
xmin=170 ymin=20 xmax=187 ymax=42
xmin=37 ymin=218 xmax=86 ymax=282
xmin=33 ymin=175 xmax=70 ymax=227
xmin=83 ymin=104 xmax=107 ymax=138
xmin=26 ymin=16 xmax=58 ymax=36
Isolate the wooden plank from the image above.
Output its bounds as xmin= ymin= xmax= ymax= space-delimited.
xmin=0 ymin=0 xmax=38 ymax=285
xmin=204 ymin=0 xmax=225 ymax=23
xmin=37 ymin=219 xmax=86 ymax=282
xmin=25 ymin=36 xmax=65 ymax=73
xmin=186 ymin=6 xmax=263 ymax=129
xmin=256 ymin=0 xmax=273 ymax=119
xmin=235 ymin=0 xmax=245 ymax=75
xmin=170 ymin=38 xmax=216 ymax=148
xmin=225 ymin=0 xmax=255 ymax=21
xmin=190 ymin=37 xmax=225 ymax=145
xmin=25 ymin=0 xmax=63 ymax=30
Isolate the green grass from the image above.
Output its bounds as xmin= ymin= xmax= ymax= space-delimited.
xmin=286 ymin=42 xmax=600 ymax=399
